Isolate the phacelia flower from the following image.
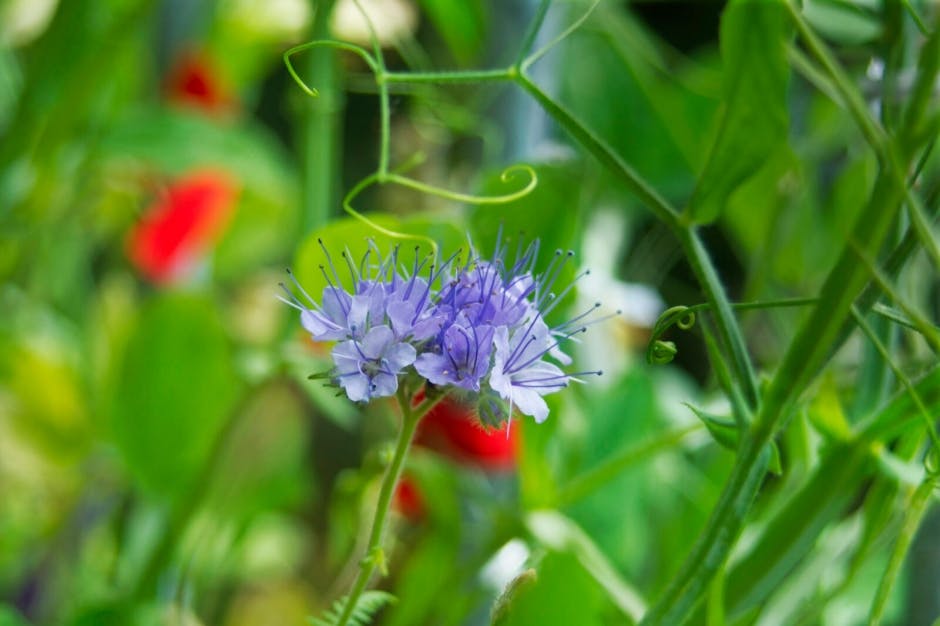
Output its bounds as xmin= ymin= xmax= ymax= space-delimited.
xmin=282 ymin=233 xmax=606 ymax=424
xmin=127 ymin=170 xmax=238 ymax=284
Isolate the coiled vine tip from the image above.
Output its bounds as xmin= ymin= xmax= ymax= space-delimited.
xmin=646 ymin=306 xmax=698 ymax=365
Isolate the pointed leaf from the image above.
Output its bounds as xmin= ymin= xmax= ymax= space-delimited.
xmin=686 ymin=0 xmax=791 ymax=223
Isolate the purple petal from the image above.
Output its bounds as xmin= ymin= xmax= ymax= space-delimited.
xmin=370 ymin=372 xmax=399 ymax=397
xmin=301 ymin=310 xmax=344 ymax=341
xmin=322 ymin=287 xmax=350 ymax=324
xmin=384 ymin=342 xmax=417 ymax=372
xmin=348 ymin=295 xmax=372 ymax=334
xmin=360 ymin=325 xmax=394 ymax=359
xmin=386 ymin=299 xmax=416 ymax=337
xmin=415 ymin=353 xmax=456 ymax=386
xmin=340 ymin=372 xmax=370 ymax=402
xmin=331 ymin=340 xmax=362 ymax=364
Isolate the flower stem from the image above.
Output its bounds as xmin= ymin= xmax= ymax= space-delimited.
xmin=334 ymin=390 xmax=439 ymax=626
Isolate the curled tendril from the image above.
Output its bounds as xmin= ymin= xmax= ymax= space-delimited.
xmin=342 ymin=162 xmax=539 ymax=257
xmin=387 ymin=163 xmax=538 ymax=205
xmin=283 ymin=39 xmax=380 ymax=98
xmin=646 ymin=306 xmax=698 ymax=365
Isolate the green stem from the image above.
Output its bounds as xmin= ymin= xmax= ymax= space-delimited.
xmin=513 ymin=72 xmax=760 ymax=410
xmin=334 ymin=391 xmax=442 ymax=626
xmin=867 ymin=477 xmax=936 ymax=626
xmin=383 ymin=69 xmax=514 ymax=84
xmin=301 ymin=0 xmax=340 ymax=235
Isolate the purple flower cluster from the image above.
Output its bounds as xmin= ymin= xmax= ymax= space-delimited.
xmin=281 ymin=237 xmax=603 ymax=424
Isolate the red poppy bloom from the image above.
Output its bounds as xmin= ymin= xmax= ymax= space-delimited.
xmin=127 ymin=170 xmax=238 ymax=284
xmin=165 ymin=51 xmax=232 ymax=114
xmin=416 ymin=396 xmax=519 ymax=471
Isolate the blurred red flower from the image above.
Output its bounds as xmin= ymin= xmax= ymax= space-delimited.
xmin=127 ymin=170 xmax=238 ymax=284
xmin=393 ymin=396 xmax=518 ymax=522
xmin=393 ymin=475 xmax=425 ymax=522
xmin=165 ymin=50 xmax=233 ymax=114
xmin=415 ymin=396 xmax=518 ymax=471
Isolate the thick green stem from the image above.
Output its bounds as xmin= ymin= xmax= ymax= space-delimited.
xmin=334 ymin=391 xmax=440 ymax=626
xmin=301 ymin=0 xmax=340 ymax=234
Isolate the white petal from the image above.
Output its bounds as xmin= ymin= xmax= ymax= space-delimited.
xmin=512 ymin=387 xmax=550 ymax=423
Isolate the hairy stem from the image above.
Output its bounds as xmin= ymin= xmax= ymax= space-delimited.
xmin=334 ymin=390 xmax=440 ymax=626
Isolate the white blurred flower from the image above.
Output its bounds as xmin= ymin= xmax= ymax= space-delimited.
xmin=577 ymin=208 xmax=663 ymax=385
xmin=223 ymin=0 xmax=311 ymax=40
xmin=1 ymin=0 xmax=58 ymax=46
xmin=331 ymin=0 xmax=418 ymax=47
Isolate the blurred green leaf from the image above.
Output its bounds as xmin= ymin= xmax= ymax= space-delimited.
xmin=0 ymin=605 xmax=30 ymax=626
xmin=558 ymin=26 xmax=707 ymax=199
xmin=802 ymin=0 xmax=882 ymax=45
xmin=209 ymin=382 xmax=310 ymax=517
xmin=110 ymin=293 xmax=240 ymax=501
xmin=417 ymin=0 xmax=486 ymax=65
xmin=687 ymin=0 xmax=791 ymax=224
xmin=471 ymin=162 xmax=582 ymax=266
xmin=102 ymin=108 xmax=295 ymax=195
xmin=293 ymin=213 xmax=465 ymax=303
xmin=493 ymin=548 xmax=622 ymax=626
xmin=526 ymin=511 xmax=646 ymax=622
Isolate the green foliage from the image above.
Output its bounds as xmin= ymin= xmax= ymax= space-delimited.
xmin=4 ymin=1 xmax=940 ymax=625
xmin=687 ymin=0 xmax=792 ymax=224
xmin=416 ymin=0 xmax=487 ymax=65
xmin=110 ymin=293 xmax=240 ymax=501
xmin=309 ymin=591 xmax=397 ymax=626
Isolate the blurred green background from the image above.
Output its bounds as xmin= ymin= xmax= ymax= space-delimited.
xmin=2 ymin=0 xmax=939 ymax=625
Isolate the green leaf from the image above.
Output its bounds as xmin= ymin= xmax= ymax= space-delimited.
xmin=416 ymin=0 xmax=486 ymax=65
xmin=685 ymin=403 xmax=782 ymax=475
xmin=525 ymin=511 xmax=646 ymax=622
xmin=110 ymin=293 xmax=240 ymax=501
xmin=684 ymin=403 xmax=739 ymax=451
xmin=686 ymin=0 xmax=791 ymax=224
xmin=802 ymin=0 xmax=881 ymax=45
xmin=470 ymin=162 xmax=582 ymax=267
xmin=309 ymin=591 xmax=397 ymax=626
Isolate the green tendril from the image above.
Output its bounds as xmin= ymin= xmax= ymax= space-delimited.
xmin=341 ymin=172 xmax=439 ymax=256
xmin=283 ymin=39 xmax=380 ymax=98
xmin=341 ymin=163 xmax=538 ymax=257
xmin=520 ymin=0 xmax=600 ymax=72
xmin=646 ymin=306 xmax=697 ymax=365
xmin=645 ymin=298 xmax=820 ymax=366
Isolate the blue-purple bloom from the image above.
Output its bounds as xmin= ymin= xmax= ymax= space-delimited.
xmin=281 ymin=234 xmax=605 ymax=424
